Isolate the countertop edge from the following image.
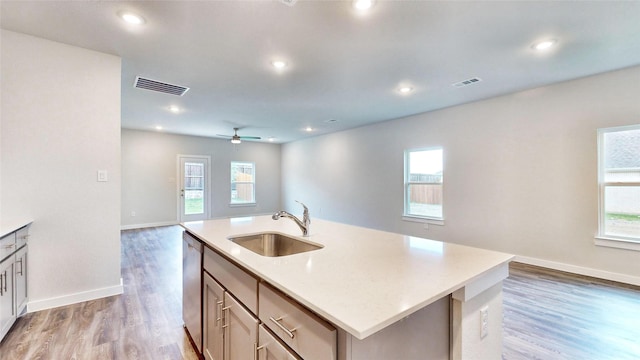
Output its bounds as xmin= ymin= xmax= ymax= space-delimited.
xmin=1 ymin=219 xmax=33 ymax=238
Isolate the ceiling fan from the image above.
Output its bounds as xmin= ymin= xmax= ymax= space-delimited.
xmin=217 ymin=127 xmax=261 ymax=144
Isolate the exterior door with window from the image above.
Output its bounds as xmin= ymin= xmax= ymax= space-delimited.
xmin=179 ymin=156 xmax=210 ymax=222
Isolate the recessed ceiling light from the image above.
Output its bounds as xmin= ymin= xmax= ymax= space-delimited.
xmin=305 ymin=127 xmax=313 ymax=132
xmin=168 ymin=105 xmax=180 ymax=113
xmin=353 ymin=0 xmax=374 ymax=10
xmin=119 ymin=11 xmax=145 ymax=25
xmin=398 ymin=86 xmax=414 ymax=94
xmin=271 ymin=60 xmax=287 ymax=70
xmin=268 ymin=137 xmax=276 ymax=142
xmin=532 ymin=39 xmax=556 ymax=51
xmin=155 ymin=125 xmax=163 ymax=131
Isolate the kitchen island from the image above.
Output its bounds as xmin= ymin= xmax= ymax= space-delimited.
xmin=182 ymin=215 xmax=513 ymax=360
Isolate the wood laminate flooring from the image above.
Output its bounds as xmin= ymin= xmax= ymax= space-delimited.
xmin=0 ymin=225 xmax=638 ymax=359
xmin=503 ymin=263 xmax=640 ymax=360
xmin=0 ymin=226 xmax=199 ymax=360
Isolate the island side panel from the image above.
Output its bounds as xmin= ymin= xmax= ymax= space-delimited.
xmin=451 ymin=279 xmax=506 ymax=360
xmin=337 ymin=296 xmax=450 ymax=360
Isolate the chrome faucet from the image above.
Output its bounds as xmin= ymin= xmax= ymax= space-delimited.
xmin=272 ymin=200 xmax=311 ymax=236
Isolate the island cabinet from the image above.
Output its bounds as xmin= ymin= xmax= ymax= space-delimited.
xmin=203 ymin=247 xmax=259 ymax=360
xmin=202 ymin=244 xmax=336 ymax=360
xmin=259 ymin=282 xmax=336 ymax=360
xmin=199 ymin=242 xmax=448 ymax=360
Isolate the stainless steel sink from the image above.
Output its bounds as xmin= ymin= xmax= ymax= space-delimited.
xmin=228 ymin=232 xmax=323 ymax=257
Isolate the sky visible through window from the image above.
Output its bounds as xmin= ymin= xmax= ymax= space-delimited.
xmin=410 ymin=148 xmax=443 ymax=175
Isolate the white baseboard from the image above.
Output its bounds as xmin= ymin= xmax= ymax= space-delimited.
xmin=120 ymin=221 xmax=179 ymax=230
xmin=27 ymin=278 xmax=124 ymax=313
xmin=515 ymin=255 xmax=640 ymax=287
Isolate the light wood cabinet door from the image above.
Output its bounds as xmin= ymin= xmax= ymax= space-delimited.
xmin=203 ymin=273 xmax=225 ymax=360
xmin=224 ymin=292 xmax=258 ymax=360
xmin=258 ymin=325 xmax=301 ymax=360
xmin=14 ymin=247 xmax=27 ymax=316
xmin=0 ymin=259 xmax=15 ymax=340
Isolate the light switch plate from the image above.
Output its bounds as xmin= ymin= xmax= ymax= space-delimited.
xmin=97 ymin=170 xmax=108 ymax=182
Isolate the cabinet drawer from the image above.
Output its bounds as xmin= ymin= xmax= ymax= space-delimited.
xmin=15 ymin=226 xmax=29 ymax=249
xmin=203 ymin=245 xmax=258 ymax=314
xmin=258 ymin=324 xmax=301 ymax=360
xmin=0 ymin=233 xmax=15 ymax=262
xmin=259 ymin=282 xmax=336 ymax=360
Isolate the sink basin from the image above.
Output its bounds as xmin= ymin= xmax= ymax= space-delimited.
xmin=228 ymin=232 xmax=323 ymax=257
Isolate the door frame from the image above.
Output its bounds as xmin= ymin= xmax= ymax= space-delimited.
xmin=177 ymin=154 xmax=212 ymax=222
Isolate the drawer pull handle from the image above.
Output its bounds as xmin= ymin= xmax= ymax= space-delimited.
xmin=215 ymin=300 xmax=223 ymax=323
xmin=222 ymin=306 xmax=232 ymax=328
xmin=269 ymin=316 xmax=297 ymax=339
xmin=0 ymin=270 xmax=6 ymax=295
xmin=254 ymin=343 xmax=265 ymax=360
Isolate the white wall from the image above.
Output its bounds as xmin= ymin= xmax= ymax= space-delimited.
xmin=121 ymin=129 xmax=281 ymax=228
xmin=282 ymin=65 xmax=640 ymax=284
xmin=1 ymin=30 xmax=122 ymax=310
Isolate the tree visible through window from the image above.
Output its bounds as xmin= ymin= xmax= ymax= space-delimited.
xmin=231 ymin=161 xmax=255 ymax=204
xmin=404 ymin=148 xmax=443 ymax=219
xmin=598 ymin=125 xmax=640 ymax=241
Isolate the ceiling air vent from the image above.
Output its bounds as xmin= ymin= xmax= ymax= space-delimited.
xmin=134 ymin=76 xmax=190 ymax=96
xmin=452 ymin=77 xmax=482 ymax=88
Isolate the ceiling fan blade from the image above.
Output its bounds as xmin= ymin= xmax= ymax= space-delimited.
xmin=239 ymin=136 xmax=261 ymax=140
xmin=216 ymin=134 xmax=233 ymax=138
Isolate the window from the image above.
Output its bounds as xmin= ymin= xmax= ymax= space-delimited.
xmin=230 ymin=161 xmax=255 ymax=205
xmin=404 ymin=148 xmax=443 ymax=220
xmin=184 ymin=161 xmax=205 ymax=215
xmin=598 ymin=125 xmax=640 ymax=243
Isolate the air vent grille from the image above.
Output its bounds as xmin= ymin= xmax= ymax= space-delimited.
xmin=452 ymin=77 xmax=482 ymax=88
xmin=134 ymin=76 xmax=190 ymax=96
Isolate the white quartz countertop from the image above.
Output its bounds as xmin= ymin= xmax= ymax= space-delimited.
xmin=182 ymin=216 xmax=513 ymax=340
xmin=0 ymin=218 xmax=33 ymax=239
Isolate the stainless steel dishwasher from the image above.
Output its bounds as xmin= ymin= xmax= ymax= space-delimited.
xmin=183 ymin=231 xmax=203 ymax=353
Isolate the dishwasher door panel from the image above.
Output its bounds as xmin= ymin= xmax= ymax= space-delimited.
xmin=183 ymin=231 xmax=203 ymax=353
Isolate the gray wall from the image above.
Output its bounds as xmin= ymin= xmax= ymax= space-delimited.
xmin=282 ymin=65 xmax=640 ymax=284
xmin=1 ymin=30 xmax=122 ymax=310
xmin=121 ymin=129 xmax=281 ymax=227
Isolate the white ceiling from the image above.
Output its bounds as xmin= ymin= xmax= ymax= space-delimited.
xmin=2 ymin=1 xmax=640 ymax=143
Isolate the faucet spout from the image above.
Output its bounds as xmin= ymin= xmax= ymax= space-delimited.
xmin=272 ymin=201 xmax=311 ymax=236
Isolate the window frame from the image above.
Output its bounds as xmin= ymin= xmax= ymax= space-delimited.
xmin=403 ymin=147 xmax=444 ymax=224
xmin=596 ymin=124 xmax=640 ymax=250
xmin=230 ymin=161 xmax=256 ymax=206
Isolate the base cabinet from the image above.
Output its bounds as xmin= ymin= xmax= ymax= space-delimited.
xmin=257 ymin=325 xmax=301 ymax=360
xmin=203 ymin=273 xmax=224 ymax=360
xmin=200 ymin=243 xmax=335 ymax=360
xmin=224 ymin=292 xmax=258 ymax=360
xmin=0 ymin=224 xmax=30 ymax=342
xmin=14 ymin=246 xmax=27 ymax=317
xmin=0 ymin=258 xmax=15 ymax=340
xmin=203 ymin=271 xmax=259 ymax=360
